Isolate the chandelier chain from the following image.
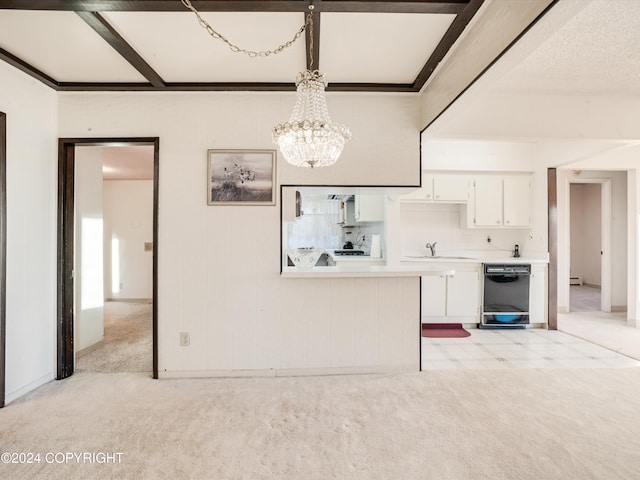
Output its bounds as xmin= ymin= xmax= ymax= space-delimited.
xmin=307 ymin=7 xmax=314 ymax=70
xmin=181 ymin=0 xmax=309 ymax=58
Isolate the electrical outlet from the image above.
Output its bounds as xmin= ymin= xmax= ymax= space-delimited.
xmin=179 ymin=332 xmax=190 ymax=346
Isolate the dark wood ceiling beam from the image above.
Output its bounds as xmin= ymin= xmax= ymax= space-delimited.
xmin=412 ymin=0 xmax=483 ymax=91
xmin=327 ymin=83 xmax=416 ymax=92
xmin=318 ymin=1 xmax=467 ymax=14
xmin=76 ymin=11 xmax=165 ymax=87
xmin=0 ymin=0 xmax=468 ymax=13
xmin=305 ymin=9 xmax=321 ymax=70
xmin=0 ymin=47 xmax=59 ymax=89
xmin=54 ymin=81 xmax=417 ymax=92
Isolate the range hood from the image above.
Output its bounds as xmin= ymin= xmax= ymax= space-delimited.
xmin=328 ymin=194 xmax=353 ymax=201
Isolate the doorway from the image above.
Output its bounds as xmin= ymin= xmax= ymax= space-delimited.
xmin=569 ymin=183 xmax=602 ymax=312
xmin=57 ymin=138 xmax=159 ymax=380
xmin=566 ymin=178 xmax=611 ymax=314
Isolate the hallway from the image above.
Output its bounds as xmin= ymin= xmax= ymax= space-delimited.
xmin=76 ymin=301 xmax=152 ymax=374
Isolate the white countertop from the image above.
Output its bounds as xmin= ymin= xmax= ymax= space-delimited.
xmin=282 ymin=249 xmax=548 ymax=277
xmin=281 ymin=265 xmax=455 ymax=278
xmin=400 ymin=250 xmax=549 ymax=265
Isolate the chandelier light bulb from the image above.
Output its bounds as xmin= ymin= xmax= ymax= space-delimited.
xmin=273 ymin=70 xmax=352 ymax=168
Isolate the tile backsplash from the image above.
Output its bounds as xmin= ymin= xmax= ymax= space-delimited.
xmin=287 ymin=195 xmax=384 ymax=251
xmin=400 ymin=202 xmax=530 ymax=256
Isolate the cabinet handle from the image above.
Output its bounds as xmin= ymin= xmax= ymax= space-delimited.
xmin=506 ymin=220 xmax=510 ymax=224
xmin=496 ymin=220 xmax=501 ymax=224
xmin=435 ymin=195 xmax=440 ymax=199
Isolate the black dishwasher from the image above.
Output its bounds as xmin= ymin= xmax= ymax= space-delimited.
xmin=482 ymin=264 xmax=531 ymax=327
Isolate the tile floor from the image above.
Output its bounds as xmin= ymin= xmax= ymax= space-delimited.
xmin=421 ymin=283 xmax=640 ymax=370
xmin=421 ymin=327 xmax=640 ymax=370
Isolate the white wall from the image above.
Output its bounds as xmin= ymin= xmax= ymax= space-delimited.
xmin=103 ymin=180 xmax=153 ymax=300
xmin=74 ymin=147 xmax=104 ymax=353
xmin=0 ymin=62 xmax=57 ymax=403
xmin=58 ymin=92 xmax=420 ymax=376
xmin=570 ymin=184 xmax=602 ymax=286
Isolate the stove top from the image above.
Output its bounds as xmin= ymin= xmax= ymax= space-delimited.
xmin=334 ymin=250 xmax=365 ymax=256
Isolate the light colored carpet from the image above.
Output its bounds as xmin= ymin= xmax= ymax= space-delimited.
xmin=2 ymin=368 xmax=640 ymax=479
xmin=76 ymin=301 xmax=152 ymax=373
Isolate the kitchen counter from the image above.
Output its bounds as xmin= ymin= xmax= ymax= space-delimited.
xmin=400 ymin=252 xmax=549 ymax=265
xmin=281 ymin=264 xmax=455 ymax=278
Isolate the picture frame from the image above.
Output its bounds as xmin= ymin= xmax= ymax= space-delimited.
xmin=207 ymin=149 xmax=277 ymax=206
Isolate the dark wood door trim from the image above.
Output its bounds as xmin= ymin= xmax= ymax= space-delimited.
xmin=57 ymin=141 xmax=75 ymax=379
xmin=548 ymin=168 xmax=558 ymax=330
xmin=57 ymin=137 xmax=159 ymax=380
xmin=0 ymin=112 xmax=6 ymax=407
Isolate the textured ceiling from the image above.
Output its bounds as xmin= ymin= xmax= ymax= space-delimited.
xmin=495 ymin=0 xmax=640 ymax=95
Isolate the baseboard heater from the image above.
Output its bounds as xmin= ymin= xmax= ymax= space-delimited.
xmin=570 ymin=276 xmax=583 ymax=286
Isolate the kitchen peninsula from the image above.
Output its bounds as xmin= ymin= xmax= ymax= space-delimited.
xmin=281 ymin=182 xmax=549 ymax=328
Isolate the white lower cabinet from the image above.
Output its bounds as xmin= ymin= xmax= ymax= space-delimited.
xmin=529 ymin=264 xmax=548 ymax=325
xmin=421 ymin=275 xmax=447 ymax=317
xmin=421 ymin=268 xmax=480 ymax=324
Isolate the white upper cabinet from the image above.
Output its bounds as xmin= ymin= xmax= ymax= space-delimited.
xmin=503 ymin=176 xmax=531 ymax=227
xmin=354 ymin=194 xmax=384 ymax=222
xmin=433 ymin=174 xmax=470 ymax=202
xmin=401 ymin=173 xmax=469 ymax=203
xmin=401 ymin=173 xmax=434 ymax=201
xmin=469 ymin=174 xmax=531 ymax=228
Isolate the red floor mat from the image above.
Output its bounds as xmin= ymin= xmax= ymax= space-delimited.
xmin=422 ymin=323 xmax=471 ymax=338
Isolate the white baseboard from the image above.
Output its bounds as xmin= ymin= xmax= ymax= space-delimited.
xmin=611 ymin=305 xmax=627 ymax=313
xmin=158 ymin=364 xmax=416 ymax=379
xmin=76 ymin=339 xmax=104 ymax=358
xmin=5 ymin=372 xmax=53 ymax=405
xmin=105 ymin=298 xmax=152 ymax=303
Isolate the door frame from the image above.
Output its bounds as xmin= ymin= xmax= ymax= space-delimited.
xmin=0 ymin=112 xmax=6 ymax=407
xmin=57 ymin=137 xmax=159 ymax=380
xmin=563 ymin=177 xmax=612 ymax=313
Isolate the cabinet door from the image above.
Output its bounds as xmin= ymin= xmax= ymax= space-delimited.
xmin=433 ymin=175 xmax=469 ymax=202
xmin=529 ymin=266 xmax=547 ymax=324
xmin=446 ymin=271 xmax=479 ymax=317
xmin=421 ymin=275 xmax=446 ymax=317
xmin=401 ymin=173 xmax=433 ymax=201
xmin=503 ymin=176 xmax=531 ymax=227
xmin=474 ymin=176 xmax=503 ymax=227
xmin=355 ymin=195 xmax=384 ymax=222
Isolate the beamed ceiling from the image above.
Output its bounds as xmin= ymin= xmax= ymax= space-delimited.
xmin=0 ymin=0 xmax=486 ymax=92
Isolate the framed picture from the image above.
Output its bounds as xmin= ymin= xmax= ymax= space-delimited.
xmin=207 ymin=149 xmax=277 ymax=205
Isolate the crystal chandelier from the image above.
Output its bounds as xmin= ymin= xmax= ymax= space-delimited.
xmin=273 ymin=8 xmax=351 ymax=168
xmin=182 ymin=0 xmax=351 ymax=168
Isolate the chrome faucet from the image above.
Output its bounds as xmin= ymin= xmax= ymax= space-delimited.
xmin=425 ymin=241 xmax=437 ymax=257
